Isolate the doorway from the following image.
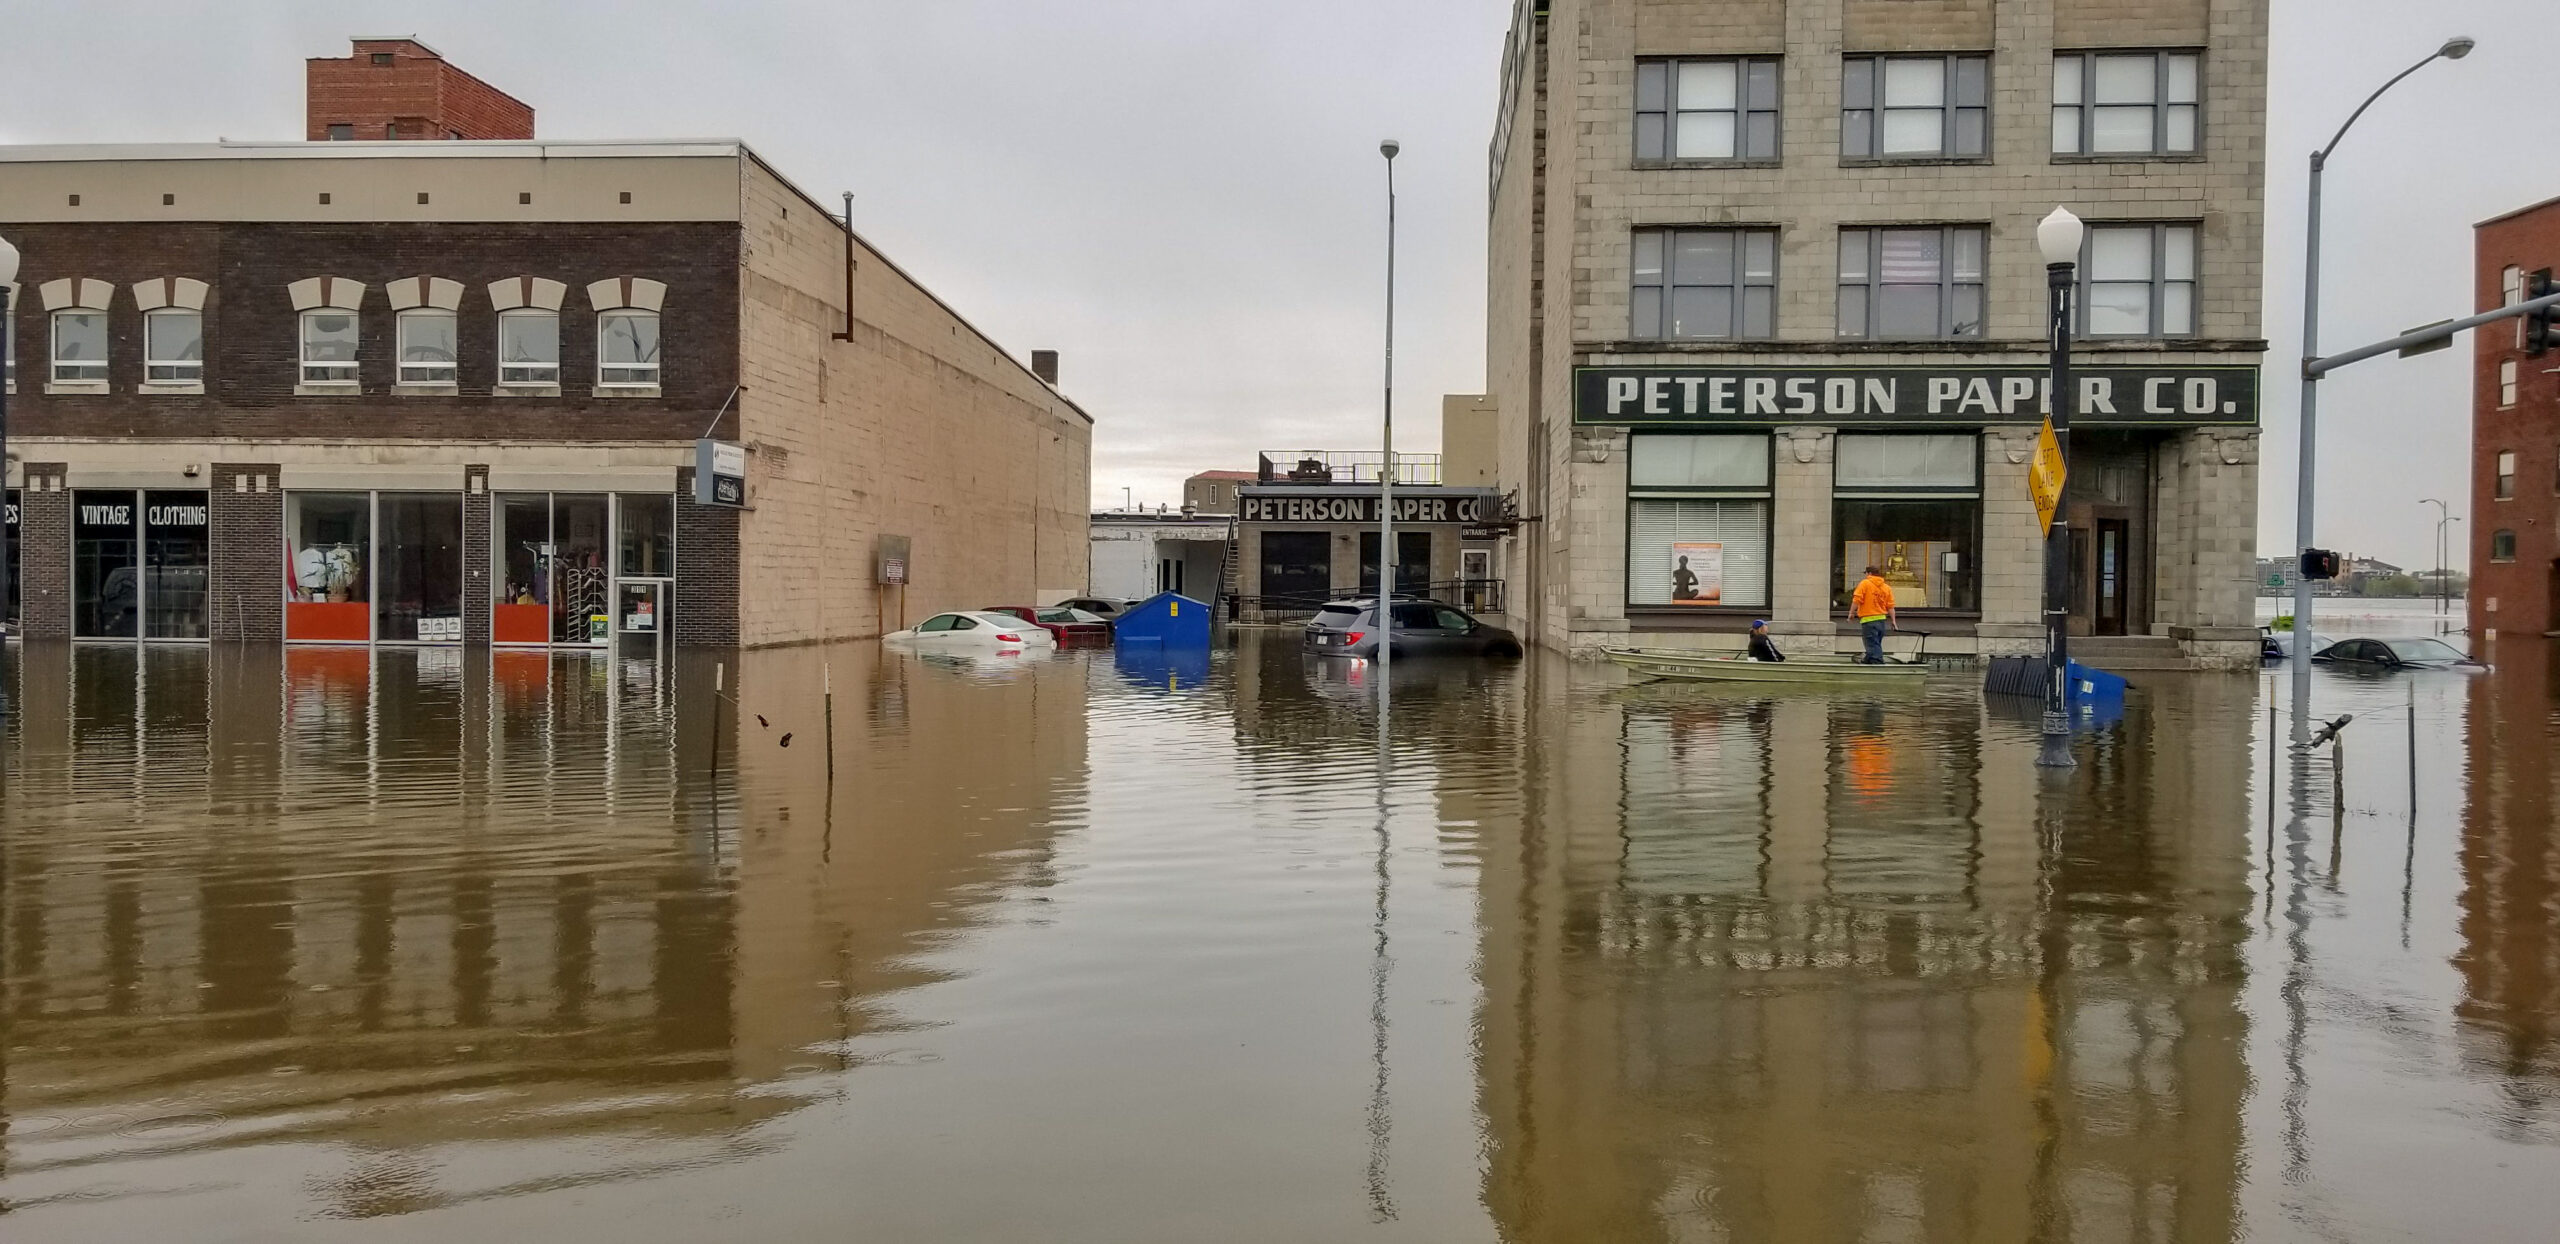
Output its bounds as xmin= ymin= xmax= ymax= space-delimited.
xmin=2095 ymin=518 xmax=2131 ymax=636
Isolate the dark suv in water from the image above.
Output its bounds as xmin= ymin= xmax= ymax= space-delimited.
xmin=1302 ymin=598 xmax=1524 ymax=660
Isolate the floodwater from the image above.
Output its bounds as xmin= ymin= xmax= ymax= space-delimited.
xmin=0 ymin=615 xmax=2552 ymax=1241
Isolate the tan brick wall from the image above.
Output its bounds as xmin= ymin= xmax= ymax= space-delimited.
xmin=734 ymin=160 xmax=1091 ymax=647
xmin=1487 ymin=0 xmax=2268 ymax=657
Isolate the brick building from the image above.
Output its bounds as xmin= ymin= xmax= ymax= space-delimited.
xmin=307 ymin=37 xmax=535 ymax=141
xmin=2469 ymin=196 xmax=2560 ymax=641
xmin=1483 ymin=0 xmax=2269 ymax=665
xmin=2 ymin=140 xmax=1091 ymax=649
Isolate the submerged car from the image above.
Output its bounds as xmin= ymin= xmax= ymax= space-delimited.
xmin=2311 ymin=636 xmax=2484 ymax=670
xmin=1056 ymin=597 xmax=1129 ymax=620
xmin=1303 ymin=598 xmax=1524 ymax=660
xmin=2261 ymin=625 xmax=2337 ymax=661
xmin=985 ymin=605 xmax=1112 ymax=645
xmin=884 ymin=611 xmax=1056 ymax=653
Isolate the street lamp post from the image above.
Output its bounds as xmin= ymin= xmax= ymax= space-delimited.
xmin=0 ymin=232 xmax=17 ymax=731
xmin=2421 ymin=498 xmax=2450 ymax=624
xmin=1378 ymin=138 xmax=1399 ymax=691
xmin=2036 ymin=207 xmax=2085 ymax=770
xmin=2290 ymin=36 xmax=2474 ymax=687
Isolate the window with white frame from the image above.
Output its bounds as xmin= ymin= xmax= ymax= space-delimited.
xmin=2496 ymin=450 xmax=2517 ymax=499
xmin=2053 ymin=51 xmax=2200 ymax=156
xmin=300 ymin=310 xmax=359 ymax=384
xmin=1626 ymin=434 xmax=1772 ymax=610
xmin=499 ymin=310 xmax=560 ymax=384
xmin=52 ymin=308 xmax=108 ymax=382
xmin=397 ymin=309 xmax=458 ymax=384
xmin=1838 ymin=226 xmax=1986 ymax=339
xmin=2501 ymin=359 xmax=2519 ymax=408
xmin=1842 ymin=54 xmax=1988 ymax=159
xmin=2080 ymin=223 xmax=2199 ymax=337
xmin=145 ymin=309 xmax=203 ymax=382
xmin=1636 ymin=57 xmax=1781 ymax=161
xmin=598 ymin=310 xmax=660 ymax=387
xmin=1632 ymin=227 xmax=1777 ymax=340
xmin=2506 ymin=265 xmax=2527 ymax=349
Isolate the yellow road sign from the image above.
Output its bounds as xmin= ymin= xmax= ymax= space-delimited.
xmin=2029 ymin=419 xmax=2066 ymax=535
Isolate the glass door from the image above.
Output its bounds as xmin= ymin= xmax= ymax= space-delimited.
xmin=495 ymin=494 xmax=551 ymax=644
xmin=617 ymin=492 xmax=673 ymax=655
xmin=73 ymin=490 xmax=140 ymax=638
xmin=552 ymin=494 xmax=611 ymax=645
xmin=142 ymin=490 xmax=211 ymax=639
xmin=376 ymin=493 xmax=465 ymax=643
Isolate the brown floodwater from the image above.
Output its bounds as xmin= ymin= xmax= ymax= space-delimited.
xmin=0 ymin=621 xmax=2553 ymax=1241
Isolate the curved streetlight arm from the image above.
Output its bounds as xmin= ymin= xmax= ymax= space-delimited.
xmin=2316 ymin=47 xmax=2454 ymax=167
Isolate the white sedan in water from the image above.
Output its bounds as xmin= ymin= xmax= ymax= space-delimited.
xmin=883 ymin=611 xmax=1056 ymax=652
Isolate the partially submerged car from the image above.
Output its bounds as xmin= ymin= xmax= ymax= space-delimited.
xmin=1303 ymin=598 xmax=1524 ymax=660
xmin=985 ymin=605 xmax=1112 ymax=645
xmin=2311 ymin=636 xmax=2485 ymax=671
xmin=884 ymin=611 xmax=1056 ymax=654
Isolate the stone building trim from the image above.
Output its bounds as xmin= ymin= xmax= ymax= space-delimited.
xmin=129 ymin=277 xmax=210 ymax=312
xmin=286 ymin=276 xmax=366 ymax=311
xmin=385 ymin=276 xmax=465 ymax=311
xmin=38 ymin=278 xmax=112 ymax=312
xmin=487 ymin=276 xmax=568 ymax=312
xmin=586 ymin=277 xmax=668 ymax=313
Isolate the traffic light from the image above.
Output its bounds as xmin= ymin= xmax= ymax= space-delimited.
xmin=2529 ymin=270 xmax=2558 ymax=356
xmin=2300 ymin=548 xmax=2342 ymax=581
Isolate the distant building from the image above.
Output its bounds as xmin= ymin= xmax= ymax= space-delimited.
xmin=2472 ymin=196 xmax=2560 ymax=640
xmin=1089 ymin=511 xmax=1232 ymax=602
xmin=306 ymin=37 xmax=534 ymax=141
xmin=1232 ymin=405 xmax=1506 ymax=617
xmin=1182 ymin=470 xmax=1254 ymax=516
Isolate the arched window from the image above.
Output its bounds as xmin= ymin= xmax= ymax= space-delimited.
xmin=387 ymin=277 xmax=463 ymax=388
xmin=288 ymin=276 xmax=367 ymax=389
xmin=488 ymin=276 xmax=567 ymax=390
xmin=133 ymin=276 xmax=211 ymax=388
xmin=41 ymin=277 xmax=114 ymax=389
xmin=587 ymin=277 xmax=666 ymax=393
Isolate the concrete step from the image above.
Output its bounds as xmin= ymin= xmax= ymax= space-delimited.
xmin=2070 ymin=636 xmax=2183 ymax=656
xmin=2078 ymin=656 xmax=2201 ymax=672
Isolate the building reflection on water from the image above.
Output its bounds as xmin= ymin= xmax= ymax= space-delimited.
xmin=0 ymin=640 xmax=1086 ymax=1219
xmin=1475 ymin=672 xmax=2254 ymax=1242
xmin=2459 ymin=639 xmax=2560 ymax=1126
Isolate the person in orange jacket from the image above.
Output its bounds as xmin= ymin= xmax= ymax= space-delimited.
xmin=1850 ymin=566 xmax=1897 ymax=663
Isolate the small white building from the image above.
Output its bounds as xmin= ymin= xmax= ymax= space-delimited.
xmin=1089 ymin=511 xmax=1233 ymax=603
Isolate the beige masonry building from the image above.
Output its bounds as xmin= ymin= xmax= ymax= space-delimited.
xmin=1485 ymin=0 xmax=2267 ymax=665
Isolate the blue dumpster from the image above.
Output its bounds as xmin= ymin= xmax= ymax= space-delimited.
xmin=1112 ymin=591 xmax=1212 ymax=647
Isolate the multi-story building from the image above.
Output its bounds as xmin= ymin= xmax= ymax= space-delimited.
xmin=1484 ymin=0 xmax=2268 ymax=664
xmin=2 ymin=48 xmax=1090 ymax=650
xmin=2470 ymin=196 xmax=2560 ymax=641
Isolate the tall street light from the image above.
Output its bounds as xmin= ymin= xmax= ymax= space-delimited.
xmin=2035 ymin=207 xmax=2085 ymax=770
xmin=2420 ymin=497 xmax=2457 ymax=626
xmin=2291 ymin=35 xmax=2475 ymax=688
xmin=1378 ymin=138 xmax=1399 ymax=693
xmin=0 ymin=231 xmax=17 ymax=730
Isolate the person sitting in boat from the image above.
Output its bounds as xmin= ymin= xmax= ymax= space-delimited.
xmin=1746 ymin=619 xmax=1786 ymax=662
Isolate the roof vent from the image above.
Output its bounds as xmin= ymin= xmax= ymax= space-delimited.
xmin=1031 ymin=350 xmax=1059 ymax=386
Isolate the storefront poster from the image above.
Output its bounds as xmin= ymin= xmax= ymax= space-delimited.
xmin=1841 ymin=541 xmax=1942 ymax=609
xmin=1669 ymin=542 xmax=1723 ymax=605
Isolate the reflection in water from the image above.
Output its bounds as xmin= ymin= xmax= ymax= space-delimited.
xmin=0 ymin=631 xmax=2552 ymax=1239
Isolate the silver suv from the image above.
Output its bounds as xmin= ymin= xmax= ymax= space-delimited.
xmin=1302 ymin=598 xmax=1524 ymax=660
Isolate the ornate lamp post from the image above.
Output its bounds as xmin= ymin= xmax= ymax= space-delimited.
xmin=2035 ymin=207 xmax=2085 ymax=770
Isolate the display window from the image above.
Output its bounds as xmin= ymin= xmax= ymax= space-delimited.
xmin=376 ymin=494 xmax=465 ymax=641
xmin=287 ymin=492 xmax=373 ymax=641
xmin=1831 ymin=434 xmax=1980 ymax=613
xmin=1627 ymin=433 xmax=1772 ymax=610
xmin=141 ymin=490 xmax=210 ymax=638
xmin=495 ymin=492 xmax=670 ymax=646
xmin=73 ymin=490 xmax=140 ymax=637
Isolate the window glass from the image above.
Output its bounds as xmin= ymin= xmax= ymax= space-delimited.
xmin=1630 ymin=435 xmax=1770 ymax=488
xmin=619 ymin=493 xmax=676 ymax=577
xmin=1834 ymin=500 xmax=1978 ymax=611
xmin=1836 ymin=434 xmax=1978 ymax=490
xmin=288 ymin=492 xmax=372 ymax=605
xmin=2491 ymin=530 xmax=2516 ymax=560
xmin=499 ymin=310 xmax=560 ymax=384
xmin=1434 ymin=608 xmax=1474 ymax=631
xmin=598 ymin=310 xmax=660 ymax=384
xmin=916 ymin=613 xmax=957 ymax=632
xmin=2054 ymin=51 xmax=2201 ymax=156
xmin=1628 ymin=498 xmax=1770 ymax=609
xmin=2500 ymin=360 xmax=2519 ymax=406
xmin=397 ymin=309 xmax=458 ymax=384
xmin=949 ymin=614 xmax=980 ymax=630
xmin=142 ymin=489 xmax=211 ymax=639
xmin=145 ymin=309 xmax=204 ymax=381
xmin=72 ymin=490 xmax=140 ymax=637
xmin=53 ymin=310 xmax=108 ymax=381
xmin=1632 ymin=228 xmax=1777 ymax=341
xmin=2083 ymin=223 xmax=2198 ymax=337
xmin=1638 ymin=57 xmax=1780 ymax=161
xmin=301 ymin=309 xmax=359 ymax=382
xmin=375 ymin=493 xmax=464 ymax=641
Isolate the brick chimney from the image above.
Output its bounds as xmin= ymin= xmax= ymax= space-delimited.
xmin=1031 ymin=350 xmax=1060 ymax=386
xmin=306 ymin=37 xmax=534 ymax=141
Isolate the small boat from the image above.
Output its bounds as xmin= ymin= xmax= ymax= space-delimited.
xmin=1604 ymin=647 xmax=1931 ymax=684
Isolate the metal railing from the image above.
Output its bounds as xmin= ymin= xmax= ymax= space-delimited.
xmin=1230 ymin=578 xmax=1506 ymax=619
xmin=1256 ymin=451 xmax=1442 ymax=487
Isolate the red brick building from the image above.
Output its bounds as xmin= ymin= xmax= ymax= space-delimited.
xmin=307 ymin=38 xmax=533 ymax=141
xmin=2471 ymin=198 xmax=2560 ymax=640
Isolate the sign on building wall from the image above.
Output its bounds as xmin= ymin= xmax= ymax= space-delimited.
xmin=1574 ymin=364 xmax=2260 ymax=427
xmin=1238 ymin=493 xmax=1488 ymax=524
xmin=694 ymin=439 xmax=747 ymax=508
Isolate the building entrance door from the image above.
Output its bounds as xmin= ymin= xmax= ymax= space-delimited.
xmin=2095 ymin=519 xmax=2131 ymax=636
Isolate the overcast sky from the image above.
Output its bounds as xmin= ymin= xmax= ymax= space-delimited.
xmin=1 ymin=1 xmax=2547 ymax=569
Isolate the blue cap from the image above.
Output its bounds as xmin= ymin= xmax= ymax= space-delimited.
xmin=1751 ymin=619 xmax=1768 ymax=628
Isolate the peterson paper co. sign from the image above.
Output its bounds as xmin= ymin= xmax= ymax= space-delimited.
xmin=694 ymin=439 xmax=747 ymax=508
xmin=1575 ymin=364 xmax=2259 ymax=427
xmin=1239 ymin=493 xmax=1488 ymax=524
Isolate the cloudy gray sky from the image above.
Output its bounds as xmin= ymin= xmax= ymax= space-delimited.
xmin=1 ymin=1 xmax=2546 ymax=570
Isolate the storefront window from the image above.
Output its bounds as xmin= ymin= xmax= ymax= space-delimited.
xmin=618 ymin=493 xmax=675 ymax=578
xmin=142 ymin=490 xmax=210 ymax=639
xmin=73 ymin=490 xmax=140 ymax=637
xmin=494 ymin=494 xmax=551 ymax=644
xmin=376 ymin=494 xmax=465 ymax=642
xmin=1832 ymin=434 xmax=1980 ymax=613
xmin=287 ymin=492 xmax=373 ymax=641
xmin=552 ymin=495 xmax=611 ymax=643
xmin=1628 ymin=433 xmax=1771 ymax=609
xmin=1259 ymin=531 xmax=1332 ymax=610
xmin=1359 ymin=531 xmax=1432 ymax=597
